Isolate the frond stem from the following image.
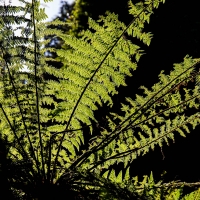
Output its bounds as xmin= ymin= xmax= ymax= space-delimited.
xmin=31 ymin=0 xmax=45 ymax=179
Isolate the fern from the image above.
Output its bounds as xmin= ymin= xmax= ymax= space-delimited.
xmin=0 ymin=0 xmax=199 ymax=199
xmin=48 ymin=0 xmax=167 ymax=175
xmin=0 ymin=0 xmax=58 ymax=190
xmin=87 ymin=56 xmax=200 ymax=169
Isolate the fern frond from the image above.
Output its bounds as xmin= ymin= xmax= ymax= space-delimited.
xmin=77 ymin=56 xmax=200 ymax=171
xmin=0 ymin=0 xmax=58 ymax=181
xmin=47 ymin=0 xmax=167 ymax=177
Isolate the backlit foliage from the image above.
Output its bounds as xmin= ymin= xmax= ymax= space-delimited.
xmin=0 ymin=0 xmax=199 ymax=199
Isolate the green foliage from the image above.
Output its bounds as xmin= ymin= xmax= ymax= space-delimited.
xmin=98 ymin=170 xmax=200 ymax=200
xmin=0 ymin=0 xmax=199 ymax=199
xmin=183 ymin=188 xmax=200 ymax=200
